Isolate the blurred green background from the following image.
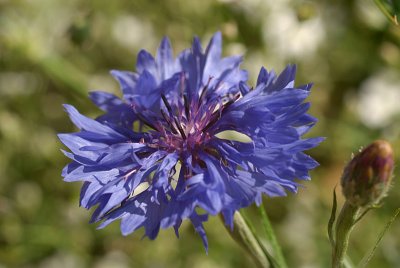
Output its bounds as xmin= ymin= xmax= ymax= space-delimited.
xmin=1 ymin=0 xmax=400 ymax=267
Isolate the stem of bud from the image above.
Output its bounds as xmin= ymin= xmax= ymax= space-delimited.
xmin=332 ymin=201 xmax=361 ymax=268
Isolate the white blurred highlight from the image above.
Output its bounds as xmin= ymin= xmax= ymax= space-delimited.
xmin=357 ymin=70 xmax=400 ymax=128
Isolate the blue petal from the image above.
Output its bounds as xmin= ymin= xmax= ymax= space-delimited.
xmin=63 ymin=164 xmax=120 ymax=183
xmin=63 ymin=104 xmax=125 ymax=140
xmin=121 ymin=211 xmax=147 ymax=235
xmin=110 ymin=70 xmax=139 ymax=97
xmin=190 ymin=213 xmax=209 ymax=252
xmin=257 ymin=67 xmax=276 ymax=87
xmin=203 ymin=32 xmax=222 ymax=78
xmin=89 ymin=91 xmax=125 ymax=111
xmin=58 ymin=133 xmax=102 ymax=161
xmin=221 ymin=209 xmax=234 ymax=230
xmin=132 ymin=70 xmax=159 ymax=108
xmin=265 ymin=64 xmax=297 ymax=93
xmin=153 ymin=153 xmax=179 ymax=189
xmin=89 ymin=91 xmax=136 ymax=128
xmin=80 ymin=181 xmax=102 ymax=208
xmin=156 ymin=37 xmax=174 ymax=80
xmin=136 ymin=50 xmax=157 ymax=77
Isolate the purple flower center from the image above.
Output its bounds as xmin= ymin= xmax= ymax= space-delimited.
xmin=136 ymin=75 xmax=239 ymax=158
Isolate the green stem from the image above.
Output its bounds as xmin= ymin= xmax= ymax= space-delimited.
xmin=221 ymin=212 xmax=270 ymax=268
xmin=332 ymin=202 xmax=360 ymax=268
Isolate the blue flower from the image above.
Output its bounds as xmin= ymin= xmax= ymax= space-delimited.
xmin=59 ymin=32 xmax=323 ymax=251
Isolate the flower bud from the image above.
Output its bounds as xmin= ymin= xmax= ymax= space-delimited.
xmin=341 ymin=140 xmax=394 ymax=207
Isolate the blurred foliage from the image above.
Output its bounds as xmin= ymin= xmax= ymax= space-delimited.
xmin=1 ymin=0 xmax=400 ymax=267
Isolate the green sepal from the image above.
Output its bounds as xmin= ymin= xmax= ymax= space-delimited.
xmin=328 ymin=186 xmax=338 ymax=247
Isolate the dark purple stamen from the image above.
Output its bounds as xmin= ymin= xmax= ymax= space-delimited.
xmin=198 ymin=76 xmax=213 ymax=107
xmin=161 ymin=94 xmax=186 ymax=139
xmin=183 ymin=94 xmax=190 ymax=121
xmin=160 ymin=109 xmax=178 ymax=135
xmin=131 ymin=104 xmax=159 ymax=131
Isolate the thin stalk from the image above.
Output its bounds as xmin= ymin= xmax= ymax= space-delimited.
xmin=358 ymin=208 xmax=400 ymax=267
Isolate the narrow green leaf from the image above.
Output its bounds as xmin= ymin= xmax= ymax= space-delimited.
xmin=241 ymin=212 xmax=279 ymax=268
xmin=357 ymin=208 xmax=400 ymax=268
xmin=259 ymin=202 xmax=287 ymax=268
xmin=374 ymin=0 xmax=400 ymax=26
xmin=328 ymin=186 xmax=338 ymax=247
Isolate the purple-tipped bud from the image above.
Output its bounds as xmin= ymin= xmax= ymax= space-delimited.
xmin=341 ymin=140 xmax=394 ymax=207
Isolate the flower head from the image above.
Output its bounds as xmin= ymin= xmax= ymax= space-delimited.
xmin=341 ymin=140 xmax=394 ymax=207
xmin=59 ymin=32 xmax=322 ymax=250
